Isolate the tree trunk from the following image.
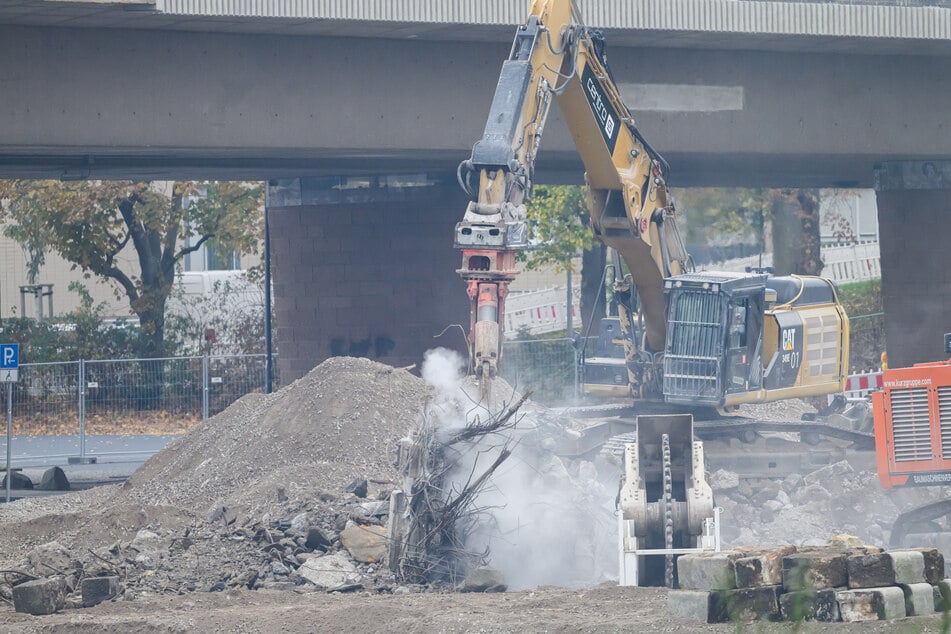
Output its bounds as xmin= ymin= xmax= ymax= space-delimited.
xmin=135 ymin=300 xmax=168 ymax=411
xmin=770 ymin=189 xmax=824 ymax=276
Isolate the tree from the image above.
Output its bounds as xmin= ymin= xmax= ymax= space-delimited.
xmin=0 ymin=180 xmax=263 ymax=357
xmin=523 ymin=184 xmax=600 ymax=333
xmin=522 ymin=185 xmax=593 ymax=272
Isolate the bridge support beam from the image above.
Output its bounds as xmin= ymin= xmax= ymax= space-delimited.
xmin=875 ymin=161 xmax=951 ymax=368
xmin=267 ymin=176 xmax=469 ymax=382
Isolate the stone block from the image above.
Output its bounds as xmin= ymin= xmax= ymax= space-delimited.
xmin=836 ymin=587 xmax=906 ymax=622
xmin=735 ymin=546 xmax=796 ymax=588
xmin=847 ymin=551 xmax=925 ymax=588
xmin=668 ymin=587 xmax=780 ymax=623
xmin=904 ymin=548 xmax=945 ymax=584
xmin=933 ymin=579 xmax=951 ymax=612
xmin=899 ymin=582 xmax=935 ymax=616
xmin=779 ymin=588 xmax=840 ymax=622
xmin=13 ymin=577 xmax=66 ymax=615
xmin=81 ymin=576 xmax=119 ymax=607
xmin=676 ymin=551 xmax=740 ymax=591
xmin=668 ymin=590 xmax=724 ymax=623
xmin=719 ymin=586 xmax=782 ymax=623
xmin=782 ymin=551 xmax=848 ymax=591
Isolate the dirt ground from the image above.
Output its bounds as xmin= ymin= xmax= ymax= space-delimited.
xmin=2 ymin=357 xmax=949 ymax=632
xmin=2 ymin=585 xmax=949 ymax=633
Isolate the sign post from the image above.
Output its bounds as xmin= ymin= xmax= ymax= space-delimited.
xmin=1 ymin=344 xmax=19 ymax=504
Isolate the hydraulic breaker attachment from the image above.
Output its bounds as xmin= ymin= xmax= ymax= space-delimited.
xmin=456 ymin=248 xmax=518 ymax=383
xmin=618 ymin=414 xmax=719 ymax=587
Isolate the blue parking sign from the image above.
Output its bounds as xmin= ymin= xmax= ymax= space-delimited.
xmin=0 ymin=344 xmax=18 ymax=369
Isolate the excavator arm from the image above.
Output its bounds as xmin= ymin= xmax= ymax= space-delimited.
xmin=455 ymin=0 xmax=688 ymax=385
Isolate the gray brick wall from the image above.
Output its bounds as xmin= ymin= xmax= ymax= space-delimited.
xmin=269 ymin=180 xmax=470 ymax=382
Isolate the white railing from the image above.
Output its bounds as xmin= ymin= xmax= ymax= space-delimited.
xmin=704 ymin=242 xmax=880 ymax=285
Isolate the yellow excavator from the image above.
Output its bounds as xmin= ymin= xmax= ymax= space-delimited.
xmin=453 ymin=0 xmax=853 ymax=587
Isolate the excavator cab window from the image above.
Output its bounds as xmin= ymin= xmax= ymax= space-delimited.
xmin=724 ymin=293 xmax=764 ymax=394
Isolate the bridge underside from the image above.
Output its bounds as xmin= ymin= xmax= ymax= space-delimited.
xmin=1 ymin=24 xmax=950 ymax=376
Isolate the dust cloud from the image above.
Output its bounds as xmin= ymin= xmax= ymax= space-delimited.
xmin=420 ymin=348 xmax=618 ymax=590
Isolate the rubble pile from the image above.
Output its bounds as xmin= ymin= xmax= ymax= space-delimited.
xmin=669 ymin=536 xmax=949 ymax=623
xmin=712 ymin=458 xmax=951 ymax=551
xmin=0 ymin=357 xmax=433 ymax=612
xmin=0 ymin=354 xmax=617 ymax=614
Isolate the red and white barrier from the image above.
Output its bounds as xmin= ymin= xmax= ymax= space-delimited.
xmin=843 ymin=370 xmax=883 ymax=401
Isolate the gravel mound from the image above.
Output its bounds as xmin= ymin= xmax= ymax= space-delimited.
xmin=119 ymin=356 xmax=429 ymax=516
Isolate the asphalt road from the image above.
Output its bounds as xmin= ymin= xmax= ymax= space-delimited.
xmin=1 ymin=434 xmax=178 ymax=499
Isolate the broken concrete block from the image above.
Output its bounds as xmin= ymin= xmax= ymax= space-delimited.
xmin=900 ymin=582 xmax=935 ymax=616
xmin=779 ymin=588 xmax=840 ymax=622
xmin=304 ymin=527 xmax=331 ymax=551
xmin=902 ymin=548 xmax=945 ymax=584
xmin=81 ymin=576 xmax=119 ymax=607
xmin=298 ymin=553 xmax=356 ymax=589
xmin=782 ymin=551 xmax=848 ymax=591
xmin=676 ymin=551 xmax=740 ymax=591
xmin=836 ymin=587 xmax=906 ymax=622
xmin=668 ymin=590 xmax=728 ymax=623
xmin=339 ymin=521 xmax=386 ymax=563
xmin=735 ymin=546 xmax=796 ymax=588
xmin=13 ymin=577 xmax=66 ymax=615
xmin=847 ymin=551 xmax=925 ymax=588
xmin=458 ymin=567 xmax=506 ymax=593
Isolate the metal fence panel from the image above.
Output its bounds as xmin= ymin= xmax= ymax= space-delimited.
xmin=207 ymin=354 xmax=271 ymax=416
xmin=501 ymin=338 xmax=579 ymax=406
xmin=10 ymin=361 xmax=80 ymax=435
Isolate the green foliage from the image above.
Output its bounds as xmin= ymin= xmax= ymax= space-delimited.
xmin=673 ymin=188 xmax=770 ymax=262
xmin=0 ymin=284 xmax=138 ymax=363
xmin=522 ymin=185 xmax=593 ymax=272
xmin=0 ymin=180 xmax=263 ymax=357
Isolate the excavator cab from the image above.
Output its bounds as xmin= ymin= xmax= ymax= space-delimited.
xmin=663 ymin=273 xmax=767 ymax=406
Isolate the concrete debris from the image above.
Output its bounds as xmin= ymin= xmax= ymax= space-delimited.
xmin=80 ymin=576 xmax=120 ymax=607
xmin=458 ymin=567 xmax=507 ymax=593
xmin=899 ymin=582 xmax=935 ymax=616
xmin=13 ymin=577 xmax=66 ymax=615
xmin=339 ymin=521 xmax=387 ymax=563
xmin=298 ymin=553 xmax=358 ymax=589
xmin=346 ymin=478 xmax=369 ymax=499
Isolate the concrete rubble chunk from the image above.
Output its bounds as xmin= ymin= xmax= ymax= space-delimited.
xmin=900 ymin=582 xmax=935 ymax=616
xmin=13 ymin=577 xmax=66 ymax=615
xmin=837 ymin=587 xmax=906 ymax=622
xmin=81 ymin=576 xmax=120 ymax=608
xmin=779 ymin=588 xmax=840 ymax=622
xmin=782 ymin=551 xmax=847 ymax=591
xmin=735 ymin=546 xmax=796 ymax=588
xmin=339 ymin=521 xmax=387 ymax=563
xmin=458 ymin=567 xmax=506 ymax=593
xmin=677 ymin=551 xmax=741 ymax=591
xmin=298 ymin=553 xmax=357 ymax=589
xmin=847 ymin=551 xmax=925 ymax=588
xmin=933 ymin=579 xmax=951 ymax=612
xmin=26 ymin=541 xmax=75 ymax=576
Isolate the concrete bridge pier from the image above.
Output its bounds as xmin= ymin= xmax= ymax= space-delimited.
xmin=267 ymin=175 xmax=469 ymax=383
xmin=875 ymin=161 xmax=951 ymax=368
